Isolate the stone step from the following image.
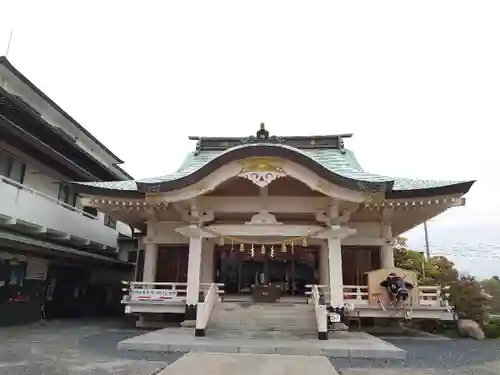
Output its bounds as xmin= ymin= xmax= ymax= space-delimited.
xmin=215 ymin=311 xmax=315 ymax=317
xmin=209 ymin=327 xmax=317 ymax=333
xmin=213 ymin=321 xmax=316 ymax=327
xmin=207 ymin=330 xmax=318 ymax=340
xmin=210 ymin=321 xmax=317 ymax=327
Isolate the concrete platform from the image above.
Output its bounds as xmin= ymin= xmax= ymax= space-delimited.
xmin=117 ymin=327 xmax=406 ymax=359
xmin=158 ymin=352 xmax=339 ymax=375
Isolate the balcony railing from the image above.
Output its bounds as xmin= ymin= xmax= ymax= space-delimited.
xmin=0 ymin=175 xmax=119 ymax=248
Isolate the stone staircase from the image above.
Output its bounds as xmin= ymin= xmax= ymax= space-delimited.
xmin=207 ymin=302 xmax=318 ymax=339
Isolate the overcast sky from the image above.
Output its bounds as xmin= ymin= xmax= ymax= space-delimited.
xmin=1 ymin=1 xmax=499 ymax=278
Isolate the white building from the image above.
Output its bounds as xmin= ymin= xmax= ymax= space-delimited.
xmin=74 ymin=124 xmax=474 ymax=337
xmin=0 ymin=56 xmax=134 ymax=325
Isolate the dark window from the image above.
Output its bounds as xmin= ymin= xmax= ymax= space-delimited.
xmin=0 ymin=150 xmax=26 ymax=184
xmin=83 ymin=206 xmax=98 ymax=217
xmin=104 ymin=214 xmax=116 ymax=229
xmin=136 ymin=250 xmax=145 ymax=281
xmin=9 ymin=159 xmax=26 ymax=184
xmin=0 ymin=152 xmax=11 ymax=177
xmin=58 ymin=184 xmax=77 ymax=206
xmin=127 ymin=250 xmax=138 ymax=263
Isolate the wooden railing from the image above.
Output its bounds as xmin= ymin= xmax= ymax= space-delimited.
xmin=195 ymin=283 xmax=224 ymax=336
xmin=342 ymin=284 xmax=450 ymax=308
xmin=121 ymin=281 xmax=225 ymax=305
xmin=306 ymin=284 xmax=328 ymax=340
xmin=419 ymin=285 xmax=450 ymax=307
xmin=343 ymin=285 xmax=369 ymax=303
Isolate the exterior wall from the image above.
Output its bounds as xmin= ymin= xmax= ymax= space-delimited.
xmin=0 ymin=142 xmax=132 ymax=245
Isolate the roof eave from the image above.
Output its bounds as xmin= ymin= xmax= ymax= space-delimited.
xmin=0 ymin=56 xmax=125 ymax=164
xmin=386 ymin=180 xmax=476 ymax=199
xmin=71 ymin=182 xmax=144 ymax=198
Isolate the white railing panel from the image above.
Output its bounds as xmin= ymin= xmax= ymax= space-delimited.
xmin=306 ymin=284 xmax=328 ymax=339
xmin=196 ymin=283 xmax=223 ymax=333
xmin=0 ymin=176 xmax=118 ymax=248
xmin=122 ymin=282 xmax=188 ymax=303
xmin=340 ymin=284 xmax=449 ymax=308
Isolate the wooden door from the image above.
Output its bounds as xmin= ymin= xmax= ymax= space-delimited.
xmin=156 ymin=246 xmax=189 ymax=282
xmin=342 ymin=246 xmax=381 ymax=286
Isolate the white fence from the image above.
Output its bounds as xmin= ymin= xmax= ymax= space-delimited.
xmin=306 ymin=284 xmax=448 ymax=308
xmin=343 ymin=285 xmax=448 ymax=307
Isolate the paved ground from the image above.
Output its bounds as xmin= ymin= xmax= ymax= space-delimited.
xmin=0 ymin=319 xmax=499 ymax=374
xmin=0 ymin=319 xmax=179 ymax=375
xmin=158 ymin=353 xmax=339 ymax=375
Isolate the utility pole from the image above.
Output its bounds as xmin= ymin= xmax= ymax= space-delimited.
xmin=5 ymin=28 xmax=13 ymax=57
xmin=423 ymin=220 xmax=430 ymax=258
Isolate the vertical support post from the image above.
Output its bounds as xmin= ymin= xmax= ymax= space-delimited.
xmin=327 ymin=236 xmax=343 ymax=308
xmin=185 ymin=236 xmax=202 ymax=321
xmin=381 ymin=224 xmax=395 ymax=268
xmin=200 ymin=240 xmax=215 ymax=282
xmin=142 ymin=242 xmax=158 ymax=282
xmin=319 ymin=241 xmax=330 ymax=287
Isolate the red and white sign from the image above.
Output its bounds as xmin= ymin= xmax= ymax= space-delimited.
xmin=131 ymin=289 xmax=178 ymax=301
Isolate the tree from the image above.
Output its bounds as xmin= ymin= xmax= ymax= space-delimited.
xmin=426 ymin=256 xmax=459 ymax=286
xmin=392 ymin=236 xmax=489 ymax=324
xmin=481 ymin=277 xmax=500 ymax=313
xmin=449 ymin=274 xmax=490 ymax=324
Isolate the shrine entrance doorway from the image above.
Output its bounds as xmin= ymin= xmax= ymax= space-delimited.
xmin=214 ymin=245 xmax=319 ymax=297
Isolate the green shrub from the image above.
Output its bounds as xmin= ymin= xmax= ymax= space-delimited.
xmin=484 ymin=323 xmax=500 ymax=339
xmin=489 ymin=317 xmax=500 ymax=326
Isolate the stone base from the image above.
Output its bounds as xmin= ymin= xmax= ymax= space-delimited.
xmin=185 ymin=304 xmax=197 ymax=321
xmin=195 ymin=328 xmax=205 ymax=337
xmin=181 ymin=320 xmax=196 ymax=328
xmin=117 ymin=328 xmax=406 ymax=359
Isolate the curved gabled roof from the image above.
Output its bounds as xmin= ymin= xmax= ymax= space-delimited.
xmin=72 ymin=142 xmax=475 ymax=199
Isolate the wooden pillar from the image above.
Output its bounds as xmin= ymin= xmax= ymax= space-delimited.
xmin=185 ymin=236 xmax=202 ymax=321
xmin=380 ymin=224 xmax=395 ymax=268
xmin=142 ymin=243 xmax=158 ymax=282
xmin=319 ymin=240 xmax=330 ymax=287
xmin=327 ymin=236 xmax=344 ymax=308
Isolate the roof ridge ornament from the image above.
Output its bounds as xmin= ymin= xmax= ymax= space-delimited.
xmin=241 ymin=123 xmax=285 ymax=145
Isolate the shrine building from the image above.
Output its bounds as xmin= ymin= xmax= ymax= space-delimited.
xmin=72 ymin=124 xmax=474 ymax=333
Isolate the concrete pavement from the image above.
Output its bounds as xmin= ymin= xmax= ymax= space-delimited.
xmin=157 ymin=353 xmax=339 ymax=375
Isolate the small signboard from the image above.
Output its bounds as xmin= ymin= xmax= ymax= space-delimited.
xmin=131 ymin=289 xmax=178 ymax=301
xmin=328 ymin=313 xmax=341 ymax=323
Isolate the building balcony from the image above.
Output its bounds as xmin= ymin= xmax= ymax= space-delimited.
xmin=0 ymin=175 xmax=119 ymax=250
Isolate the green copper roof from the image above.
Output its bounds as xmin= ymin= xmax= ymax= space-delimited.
xmin=73 ymin=145 xmax=469 ymax=193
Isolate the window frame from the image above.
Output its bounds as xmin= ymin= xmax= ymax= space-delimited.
xmin=0 ymin=150 xmax=26 ymax=184
xmin=57 ymin=183 xmax=78 ymax=207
